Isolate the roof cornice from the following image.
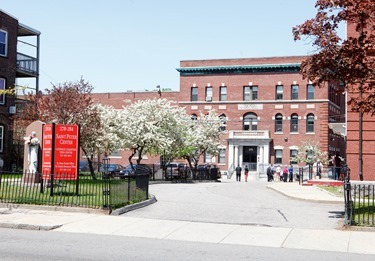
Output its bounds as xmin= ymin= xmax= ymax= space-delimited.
xmin=176 ymin=63 xmax=301 ymax=76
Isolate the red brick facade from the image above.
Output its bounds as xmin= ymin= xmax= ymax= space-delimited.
xmin=91 ymin=56 xmax=346 ymax=175
xmin=346 ymin=23 xmax=375 ymax=181
xmin=0 ymin=10 xmax=18 ymax=169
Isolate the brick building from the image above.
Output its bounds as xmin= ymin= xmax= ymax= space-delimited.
xmin=346 ymin=22 xmax=375 ymax=181
xmin=91 ymin=55 xmax=346 ymax=175
xmin=0 ymin=10 xmax=40 ymax=170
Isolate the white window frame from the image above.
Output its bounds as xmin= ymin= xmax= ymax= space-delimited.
xmin=0 ymin=126 xmax=4 ymax=152
xmin=0 ymin=30 xmax=7 ymax=57
xmin=0 ymin=78 xmax=5 ymax=105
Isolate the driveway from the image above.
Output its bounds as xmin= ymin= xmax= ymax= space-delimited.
xmin=122 ymin=179 xmax=344 ymax=229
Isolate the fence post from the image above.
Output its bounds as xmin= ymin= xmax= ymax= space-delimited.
xmin=344 ymin=169 xmax=352 ymax=226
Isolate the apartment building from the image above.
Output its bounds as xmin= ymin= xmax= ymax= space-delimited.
xmin=0 ymin=10 xmax=40 ymax=170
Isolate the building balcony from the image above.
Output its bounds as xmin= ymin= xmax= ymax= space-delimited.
xmin=16 ymin=52 xmax=38 ymax=77
xmin=228 ymin=130 xmax=270 ymax=140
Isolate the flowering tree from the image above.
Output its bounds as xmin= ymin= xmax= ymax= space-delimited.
xmin=117 ymin=98 xmax=189 ymax=166
xmin=291 ymin=140 xmax=329 ymax=166
xmin=16 ymin=78 xmax=105 ymax=178
xmin=177 ymin=111 xmax=223 ymax=177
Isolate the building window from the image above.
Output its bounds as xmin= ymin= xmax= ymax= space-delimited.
xmin=191 ymin=114 xmax=198 ymax=120
xmin=218 ymin=148 xmax=226 ymax=164
xmin=275 ymin=149 xmax=282 ymax=164
xmin=275 ymin=113 xmax=283 ymax=132
xmin=0 ymin=125 xmax=3 ymax=152
xmin=205 ymin=87 xmax=212 ymax=101
xmin=220 ymin=86 xmax=227 ymax=101
xmin=0 ymin=78 xmax=5 ymax=105
xmin=191 ymin=87 xmax=198 ymax=101
xmin=307 ymin=84 xmax=315 ymax=100
xmin=306 ymin=113 xmax=315 ymax=133
xmin=276 ymin=85 xmax=283 ymax=100
xmin=204 ymin=152 xmax=212 ymax=163
xmin=290 ymin=149 xmax=298 ymax=164
xmin=243 ymin=86 xmax=258 ymax=101
xmin=243 ymin=113 xmax=258 ymax=131
xmin=0 ymin=30 xmax=7 ymax=56
xmin=291 ymin=85 xmax=299 ymax=100
xmin=290 ymin=113 xmax=299 ymax=133
xmin=219 ymin=114 xmax=227 ymax=131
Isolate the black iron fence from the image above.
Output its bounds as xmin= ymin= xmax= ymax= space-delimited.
xmin=0 ymin=171 xmax=149 ymax=212
xmin=347 ymin=182 xmax=375 ymax=227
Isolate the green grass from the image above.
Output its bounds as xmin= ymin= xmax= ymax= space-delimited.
xmin=317 ymin=185 xmax=344 ymax=197
xmin=0 ymin=174 xmax=148 ymax=209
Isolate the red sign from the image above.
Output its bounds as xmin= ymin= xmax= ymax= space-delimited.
xmin=41 ymin=124 xmax=53 ymax=178
xmin=54 ymin=124 xmax=79 ymax=180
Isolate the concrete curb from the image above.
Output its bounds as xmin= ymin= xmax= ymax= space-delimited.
xmin=0 ymin=222 xmax=62 ymax=231
xmin=267 ymin=184 xmax=344 ymax=204
xmin=111 ymin=194 xmax=157 ymax=216
xmin=0 ymin=203 xmax=109 ymax=215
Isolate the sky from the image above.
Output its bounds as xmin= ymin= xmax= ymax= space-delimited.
xmin=2 ymin=0 xmax=343 ymax=93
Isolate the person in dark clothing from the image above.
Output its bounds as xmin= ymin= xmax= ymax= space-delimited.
xmin=244 ymin=165 xmax=249 ymax=182
xmin=266 ymin=164 xmax=274 ymax=182
xmin=235 ymin=165 xmax=242 ymax=182
xmin=288 ymin=165 xmax=294 ymax=182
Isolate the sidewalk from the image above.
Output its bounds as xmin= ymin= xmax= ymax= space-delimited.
xmin=0 ymin=181 xmax=374 ymax=255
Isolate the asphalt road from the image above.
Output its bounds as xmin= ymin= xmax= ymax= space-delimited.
xmin=1 ymin=228 xmax=374 ymax=261
xmin=123 ymin=180 xmax=344 ymax=229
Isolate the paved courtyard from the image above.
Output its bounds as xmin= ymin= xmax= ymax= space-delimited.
xmin=123 ymin=179 xmax=345 ymax=229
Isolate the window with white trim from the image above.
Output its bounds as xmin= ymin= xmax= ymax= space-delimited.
xmin=243 ymin=113 xmax=258 ymax=131
xmin=307 ymin=84 xmax=315 ymax=100
xmin=243 ymin=86 xmax=258 ymax=101
xmin=291 ymin=84 xmax=299 ymax=100
xmin=191 ymin=87 xmax=198 ymax=101
xmin=0 ymin=30 xmax=7 ymax=56
xmin=0 ymin=78 xmax=5 ymax=105
xmin=218 ymin=148 xmax=226 ymax=164
xmin=0 ymin=126 xmax=4 ymax=152
xmin=219 ymin=114 xmax=227 ymax=131
xmin=290 ymin=149 xmax=298 ymax=164
xmin=290 ymin=113 xmax=299 ymax=133
xmin=220 ymin=86 xmax=227 ymax=101
xmin=275 ymin=149 xmax=283 ymax=164
xmin=275 ymin=113 xmax=283 ymax=132
xmin=276 ymin=85 xmax=283 ymax=100
xmin=306 ymin=113 xmax=315 ymax=133
xmin=205 ymin=86 xmax=212 ymax=101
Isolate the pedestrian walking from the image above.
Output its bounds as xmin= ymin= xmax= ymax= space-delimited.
xmin=244 ymin=165 xmax=249 ymax=182
xmin=282 ymin=165 xmax=288 ymax=182
xmin=235 ymin=165 xmax=242 ymax=182
xmin=288 ymin=165 xmax=294 ymax=182
xmin=266 ymin=164 xmax=274 ymax=182
xmin=275 ymin=165 xmax=281 ymax=181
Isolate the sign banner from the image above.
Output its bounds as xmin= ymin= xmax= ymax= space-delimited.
xmin=54 ymin=124 xmax=79 ymax=180
xmin=41 ymin=124 xmax=53 ymax=179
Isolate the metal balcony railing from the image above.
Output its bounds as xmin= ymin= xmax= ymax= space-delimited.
xmin=16 ymin=52 xmax=38 ymax=76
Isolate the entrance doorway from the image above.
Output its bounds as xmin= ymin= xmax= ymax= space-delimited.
xmin=243 ymin=146 xmax=257 ymax=171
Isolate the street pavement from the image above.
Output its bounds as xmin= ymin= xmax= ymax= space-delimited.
xmin=0 ymin=177 xmax=374 ymax=255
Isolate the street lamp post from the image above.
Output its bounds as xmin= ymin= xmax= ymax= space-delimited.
xmin=156 ymin=85 xmax=161 ymax=97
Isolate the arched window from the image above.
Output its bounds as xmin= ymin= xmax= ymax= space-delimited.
xmin=191 ymin=114 xmax=197 ymax=120
xmin=290 ymin=113 xmax=298 ymax=133
xmin=219 ymin=114 xmax=227 ymax=131
xmin=275 ymin=113 xmax=283 ymax=132
xmin=306 ymin=113 xmax=315 ymax=133
xmin=243 ymin=113 xmax=258 ymax=131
